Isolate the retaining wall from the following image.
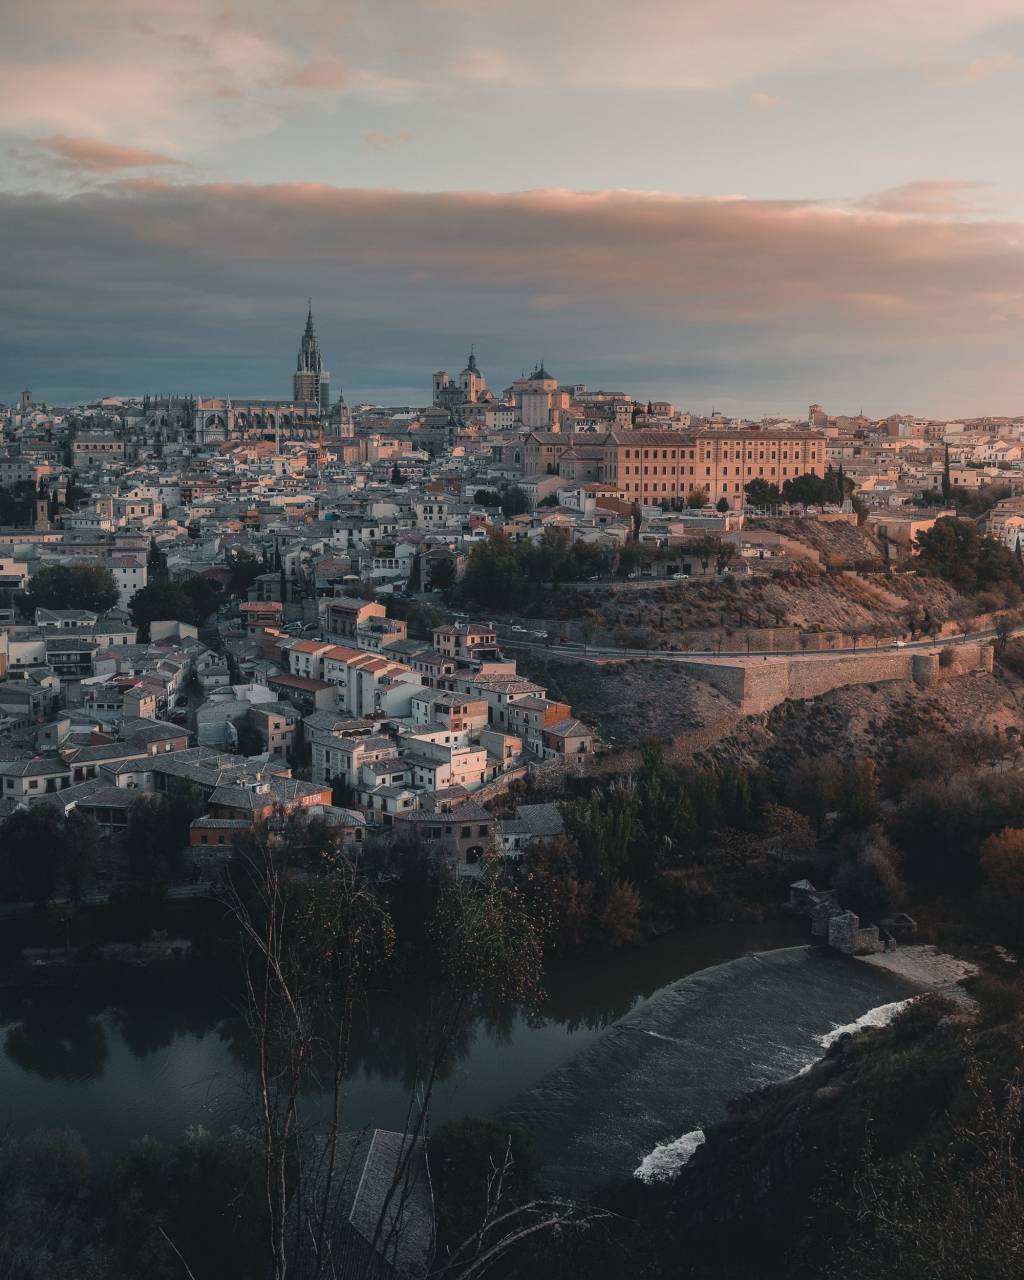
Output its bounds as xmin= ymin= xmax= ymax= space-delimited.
xmin=682 ymin=642 xmax=993 ymax=716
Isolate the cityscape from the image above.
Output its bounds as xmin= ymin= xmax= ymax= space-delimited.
xmin=4 ymin=3 xmax=1024 ymax=1280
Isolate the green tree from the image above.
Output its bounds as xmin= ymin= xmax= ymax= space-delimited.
xmin=782 ymin=472 xmax=832 ymax=507
xmin=915 ymin=516 xmax=1019 ymax=592
xmin=0 ymin=807 xmax=68 ymax=908
xmin=23 ymin=564 xmax=119 ymax=615
xmin=744 ymin=478 xmax=782 ymax=507
xmin=715 ymin=496 xmax=730 ymax=513
xmin=501 ymin=484 xmax=530 ymax=517
xmin=0 ymin=480 xmax=39 ymax=526
xmin=691 ymin=535 xmax=720 ymax=574
xmin=63 ymin=811 xmax=100 ymax=905
xmin=459 ymin=533 xmax=525 ymax=606
xmin=226 ymin=549 xmax=262 ymax=596
xmin=129 ymin=581 xmax=200 ymax=637
xmin=714 ymin=540 xmax=737 ymax=574
xmin=119 ymin=786 xmax=204 ymax=885
xmin=428 ymin=557 xmax=456 ymax=592
xmin=390 ymin=461 xmax=406 ymax=485
xmin=147 ymin=537 xmax=168 ymax=583
xmin=181 ymin=574 xmax=223 ymax=622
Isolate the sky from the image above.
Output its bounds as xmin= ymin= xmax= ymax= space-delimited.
xmin=4 ymin=0 xmax=1024 ymax=417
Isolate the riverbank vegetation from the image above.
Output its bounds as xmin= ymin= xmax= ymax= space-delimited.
xmin=517 ymin=747 xmax=814 ymax=957
xmin=534 ymin=974 xmax=1024 ymax=1280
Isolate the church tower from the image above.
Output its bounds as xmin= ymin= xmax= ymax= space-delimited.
xmin=293 ymin=302 xmax=331 ymax=412
xmin=459 ymin=346 xmax=485 ymax=403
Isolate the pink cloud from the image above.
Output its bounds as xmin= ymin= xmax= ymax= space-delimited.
xmin=282 ymin=57 xmax=351 ymax=92
xmin=925 ymin=53 xmax=1023 ymax=87
xmin=61 ymin=181 xmax=1022 ymax=340
xmin=364 ymin=130 xmax=413 ymax=151
xmin=38 ymin=134 xmax=184 ymax=172
xmin=7 ymin=179 xmax=1024 ymax=414
xmin=861 ymin=179 xmax=992 ymax=215
xmin=749 ymin=91 xmax=783 ymax=109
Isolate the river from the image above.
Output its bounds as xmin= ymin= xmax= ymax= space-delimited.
xmin=0 ymin=918 xmax=916 ymax=1193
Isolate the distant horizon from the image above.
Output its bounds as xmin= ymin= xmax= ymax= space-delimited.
xmin=7 ymin=356 xmax=1024 ymax=427
xmin=6 ymin=4 xmax=1024 ymax=420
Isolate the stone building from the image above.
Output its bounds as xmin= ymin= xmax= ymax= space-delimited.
xmin=293 ymin=301 xmax=331 ymax=412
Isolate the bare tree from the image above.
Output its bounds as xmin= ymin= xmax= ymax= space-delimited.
xmin=224 ymin=828 xmax=591 ymax=1280
xmin=224 ymin=823 xmax=394 ymax=1280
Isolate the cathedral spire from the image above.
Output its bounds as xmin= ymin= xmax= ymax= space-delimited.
xmin=294 ymin=301 xmax=329 ymax=411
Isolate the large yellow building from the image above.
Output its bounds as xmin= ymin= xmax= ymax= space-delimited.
xmin=601 ymin=429 xmax=826 ymax=508
xmin=514 ymin=427 xmax=826 ymax=509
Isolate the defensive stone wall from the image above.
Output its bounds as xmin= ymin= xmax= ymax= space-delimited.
xmin=683 ymin=642 xmax=993 ymax=717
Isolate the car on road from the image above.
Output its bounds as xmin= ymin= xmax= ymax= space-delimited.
xmin=671 ymin=572 xmax=690 ymax=580
xmin=892 ymin=640 xmax=906 ymax=648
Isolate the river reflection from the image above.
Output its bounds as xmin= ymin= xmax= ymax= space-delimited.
xmin=0 ymin=919 xmax=805 ymax=1153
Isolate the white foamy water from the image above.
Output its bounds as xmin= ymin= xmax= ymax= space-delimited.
xmin=816 ymin=998 xmax=914 ymax=1049
xmin=634 ymin=1128 xmax=705 ymax=1184
xmin=499 ymin=946 xmax=919 ymax=1196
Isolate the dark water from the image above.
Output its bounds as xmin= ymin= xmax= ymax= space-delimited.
xmin=498 ymin=945 xmax=918 ymax=1194
xmin=0 ymin=919 xmax=910 ymax=1188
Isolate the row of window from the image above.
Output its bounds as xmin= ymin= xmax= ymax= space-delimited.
xmin=423 ymin=824 xmax=491 ymax=839
xmin=620 ymin=447 xmax=817 ymax=461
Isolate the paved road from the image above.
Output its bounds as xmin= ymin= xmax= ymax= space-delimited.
xmin=497 ymin=625 xmax=1011 ymax=666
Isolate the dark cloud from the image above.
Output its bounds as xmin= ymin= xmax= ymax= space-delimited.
xmin=3 ymin=182 xmax=1024 ymax=414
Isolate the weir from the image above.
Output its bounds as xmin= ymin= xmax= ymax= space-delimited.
xmin=496 ymin=945 xmax=917 ymax=1196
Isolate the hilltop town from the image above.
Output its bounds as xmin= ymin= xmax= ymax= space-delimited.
xmin=1 ymin=313 xmax=1023 ymax=893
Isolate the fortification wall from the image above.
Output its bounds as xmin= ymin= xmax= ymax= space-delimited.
xmin=685 ymin=642 xmax=993 ymax=716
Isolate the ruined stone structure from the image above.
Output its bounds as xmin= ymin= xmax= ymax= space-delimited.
xmin=827 ymin=910 xmax=884 ymax=956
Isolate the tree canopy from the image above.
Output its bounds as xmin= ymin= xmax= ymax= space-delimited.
xmin=23 ymin=564 xmax=119 ymax=615
xmin=781 ymin=466 xmax=850 ymax=508
xmin=500 ymin=485 xmax=530 ymax=518
xmin=459 ymin=532 xmax=613 ymax=605
xmin=129 ymin=575 xmax=223 ymax=636
xmin=225 ymin=549 xmax=263 ymax=596
xmin=0 ymin=480 xmax=40 ymax=526
xmin=744 ymin=478 xmax=782 ymax=506
xmin=915 ymin=516 xmax=1020 ymax=593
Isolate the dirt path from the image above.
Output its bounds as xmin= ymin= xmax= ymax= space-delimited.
xmin=857 ymin=945 xmax=978 ymax=1004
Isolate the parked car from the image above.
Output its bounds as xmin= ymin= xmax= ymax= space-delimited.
xmin=671 ymin=572 xmax=690 ymax=580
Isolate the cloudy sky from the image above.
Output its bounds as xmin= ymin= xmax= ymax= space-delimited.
xmin=4 ymin=0 xmax=1024 ymax=416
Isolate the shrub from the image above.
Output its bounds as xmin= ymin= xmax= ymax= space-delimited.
xmin=653 ymin=868 xmax=721 ymax=924
xmin=969 ymin=974 xmax=1024 ymax=1026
